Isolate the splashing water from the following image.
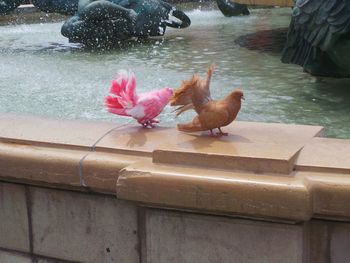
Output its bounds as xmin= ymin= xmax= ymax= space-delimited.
xmin=1 ymin=7 xmax=350 ymax=138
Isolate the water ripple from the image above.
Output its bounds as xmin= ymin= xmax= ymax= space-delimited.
xmin=1 ymin=8 xmax=350 ymax=138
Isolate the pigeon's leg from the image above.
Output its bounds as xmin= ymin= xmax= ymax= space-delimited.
xmin=210 ymin=129 xmax=214 ymax=136
xmin=142 ymin=119 xmax=158 ymax=128
xmin=217 ymin=127 xmax=228 ymax=136
xmin=139 ymin=120 xmax=149 ymax=128
xmin=144 ymin=120 xmax=156 ymax=128
xmin=150 ymin=119 xmax=159 ymax=124
xmin=138 ymin=119 xmax=153 ymax=128
xmin=138 ymin=119 xmax=146 ymax=127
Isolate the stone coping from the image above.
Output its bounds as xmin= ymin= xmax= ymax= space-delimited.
xmin=1 ymin=113 xmax=350 ymax=222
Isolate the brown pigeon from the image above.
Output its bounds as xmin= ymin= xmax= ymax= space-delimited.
xmin=170 ymin=64 xmax=244 ymax=136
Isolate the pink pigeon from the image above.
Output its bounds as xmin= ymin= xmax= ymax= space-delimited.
xmin=104 ymin=70 xmax=173 ymax=128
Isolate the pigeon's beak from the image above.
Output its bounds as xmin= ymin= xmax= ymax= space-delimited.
xmin=241 ymin=96 xmax=245 ymax=101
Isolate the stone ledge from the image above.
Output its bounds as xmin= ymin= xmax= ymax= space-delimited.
xmin=95 ymin=121 xmax=323 ymax=174
xmin=83 ymin=152 xmax=148 ymax=194
xmin=117 ymin=160 xmax=312 ymax=221
xmin=296 ymin=137 xmax=350 ymax=174
xmin=304 ymin=172 xmax=350 ymax=220
xmin=117 ymin=161 xmax=350 ymax=221
xmin=1 ymin=114 xmax=350 ymax=221
xmin=0 ymin=113 xmax=122 ymax=149
xmin=0 ymin=142 xmax=84 ymax=188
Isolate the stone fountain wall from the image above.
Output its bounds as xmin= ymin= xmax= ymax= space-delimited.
xmin=1 ymin=113 xmax=350 ymax=262
xmin=2 ymin=181 xmax=350 ymax=263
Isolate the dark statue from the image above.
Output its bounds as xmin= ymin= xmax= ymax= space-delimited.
xmin=215 ymin=0 xmax=249 ymax=16
xmin=282 ymin=0 xmax=350 ymax=77
xmin=0 ymin=0 xmax=22 ymax=14
xmin=32 ymin=0 xmax=79 ymax=15
xmin=58 ymin=0 xmax=190 ymax=47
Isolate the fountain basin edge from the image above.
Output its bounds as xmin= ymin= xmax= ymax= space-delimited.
xmin=1 ymin=113 xmax=350 ymax=223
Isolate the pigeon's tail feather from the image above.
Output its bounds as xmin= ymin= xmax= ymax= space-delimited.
xmin=105 ymin=70 xmax=137 ymax=116
xmin=177 ymin=121 xmax=204 ymax=133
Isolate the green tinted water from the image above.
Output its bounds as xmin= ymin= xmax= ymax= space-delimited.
xmin=1 ymin=7 xmax=350 ymax=138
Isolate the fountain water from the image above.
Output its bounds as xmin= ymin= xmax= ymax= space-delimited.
xmin=1 ymin=5 xmax=350 ymax=138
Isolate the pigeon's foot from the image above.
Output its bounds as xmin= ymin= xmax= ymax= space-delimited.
xmin=217 ymin=128 xmax=228 ymax=136
xmin=210 ymin=129 xmax=225 ymax=137
xmin=150 ymin=119 xmax=159 ymax=124
xmin=141 ymin=120 xmax=156 ymax=128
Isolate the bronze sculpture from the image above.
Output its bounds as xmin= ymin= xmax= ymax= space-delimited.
xmin=59 ymin=0 xmax=190 ymax=47
xmin=0 ymin=0 xmax=22 ymax=14
xmin=32 ymin=0 xmax=79 ymax=15
xmin=215 ymin=0 xmax=249 ymax=16
xmin=282 ymin=0 xmax=350 ymax=77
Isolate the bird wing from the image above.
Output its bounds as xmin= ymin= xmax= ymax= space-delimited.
xmin=171 ymin=64 xmax=215 ymax=115
xmin=105 ymin=95 xmax=130 ymax=116
xmin=192 ymin=64 xmax=215 ymax=112
xmin=281 ymin=0 xmax=350 ymax=66
xmin=134 ymin=95 xmax=163 ymax=122
xmin=105 ymin=70 xmax=138 ymax=117
xmin=111 ymin=70 xmax=137 ymax=108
